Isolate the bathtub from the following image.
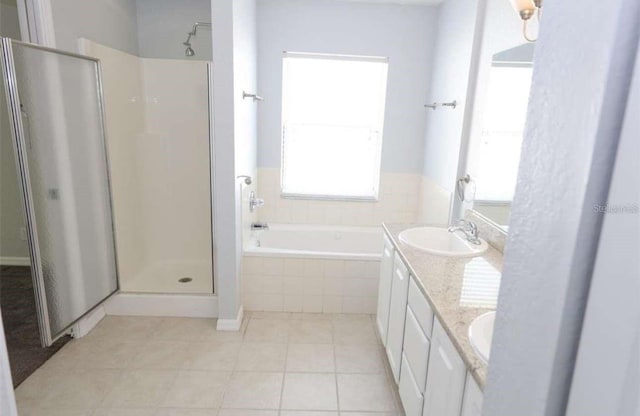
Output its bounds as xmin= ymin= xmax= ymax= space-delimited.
xmin=242 ymin=224 xmax=383 ymax=314
xmin=244 ymin=224 xmax=383 ymax=260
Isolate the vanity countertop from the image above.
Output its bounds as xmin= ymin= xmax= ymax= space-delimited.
xmin=383 ymin=223 xmax=503 ymax=389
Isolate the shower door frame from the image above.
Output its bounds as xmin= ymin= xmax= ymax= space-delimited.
xmin=0 ymin=37 xmax=121 ymax=347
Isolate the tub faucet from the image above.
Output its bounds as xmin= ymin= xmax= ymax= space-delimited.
xmin=251 ymin=222 xmax=269 ymax=231
xmin=249 ymin=191 xmax=264 ymax=212
xmin=448 ymin=219 xmax=481 ymax=245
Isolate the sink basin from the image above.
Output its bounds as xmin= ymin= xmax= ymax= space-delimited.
xmin=398 ymin=227 xmax=488 ymax=257
xmin=469 ymin=311 xmax=495 ymax=365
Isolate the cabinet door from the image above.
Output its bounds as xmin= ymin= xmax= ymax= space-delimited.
xmin=376 ymin=234 xmax=395 ymax=346
xmin=402 ymin=305 xmax=430 ymax=391
xmin=423 ymin=320 xmax=466 ymax=416
xmin=399 ymin=354 xmax=425 ymax=416
xmin=385 ymin=253 xmax=411 ymax=383
xmin=461 ymin=374 xmax=483 ymax=416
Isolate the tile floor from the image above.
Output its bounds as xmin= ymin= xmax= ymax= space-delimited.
xmin=14 ymin=312 xmax=404 ymax=416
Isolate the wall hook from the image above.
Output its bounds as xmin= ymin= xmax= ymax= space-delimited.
xmin=424 ymin=100 xmax=457 ymax=110
xmin=243 ymin=91 xmax=264 ymax=102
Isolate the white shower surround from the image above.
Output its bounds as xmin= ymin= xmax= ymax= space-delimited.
xmin=83 ymin=40 xmax=213 ymax=295
xmin=242 ymin=224 xmax=382 ymax=314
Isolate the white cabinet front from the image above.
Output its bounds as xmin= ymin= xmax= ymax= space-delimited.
xmin=461 ymin=373 xmax=484 ymax=416
xmin=399 ymin=354 xmax=425 ymax=416
xmin=402 ymin=305 xmax=430 ymax=391
xmin=385 ymin=252 xmax=411 ymax=382
xmin=376 ymin=234 xmax=395 ymax=346
xmin=423 ymin=320 xmax=466 ymax=416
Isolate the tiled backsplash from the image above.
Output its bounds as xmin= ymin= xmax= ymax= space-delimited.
xmin=256 ymin=168 xmax=422 ymax=226
xmin=241 ymin=256 xmax=381 ymax=314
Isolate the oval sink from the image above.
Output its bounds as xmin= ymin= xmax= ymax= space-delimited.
xmin=398 ymin=227 xmax=488 ymax=257
xmin=469 ymin=311 xmax=495 ymax=365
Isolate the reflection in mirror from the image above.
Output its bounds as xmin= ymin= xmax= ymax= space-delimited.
xmin=468 ymin=43 xmax=534 ymax=231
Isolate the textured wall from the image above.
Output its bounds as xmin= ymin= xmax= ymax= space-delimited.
xmin=484 ymin=0 xmax=640 ymax=414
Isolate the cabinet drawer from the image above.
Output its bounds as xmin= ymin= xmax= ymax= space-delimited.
xmin=403 ymin=305 xmax=430 ymax=391
xmin=408 ymin=277 xmax=434 ymax=336
xmin=399 ymin=354 xmax=424 ymax=416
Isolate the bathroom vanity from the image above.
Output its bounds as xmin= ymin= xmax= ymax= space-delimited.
xmin=377 ymin=223 xmax=503 ymax=416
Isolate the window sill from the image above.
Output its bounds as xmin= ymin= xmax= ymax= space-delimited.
xmin=281 ymin=192 xmax=379 ymax=202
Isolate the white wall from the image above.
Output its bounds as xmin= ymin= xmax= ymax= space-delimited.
xmin=0 ymin=2 xmax=29 ymax=263
xmin=484 ymin=0 xmax=640 ymax=414
xmin=136 ymin=0 xmax=212 ymax=60
xmin=211 ymin=0 xmax=258 ymax=323
xmin=421 ymin=0 xmax=479 ymax=191
xmin=50 ymin=0 xmax=139 ymax=54
xmin=256 ymin=0 xmax=438 ymax=174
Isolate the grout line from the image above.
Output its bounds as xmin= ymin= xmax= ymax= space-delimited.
xmin=278 ymin=319 xmax=291 ymax=412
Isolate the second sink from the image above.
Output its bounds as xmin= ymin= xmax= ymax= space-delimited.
xmin=469 ymin=311 xmax=496 ymax=365
xmin=398 ymin=226 xmax=488 ymax=257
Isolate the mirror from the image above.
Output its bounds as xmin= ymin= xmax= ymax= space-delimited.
xmin=466 ymin=43 xmax=535 ymax=231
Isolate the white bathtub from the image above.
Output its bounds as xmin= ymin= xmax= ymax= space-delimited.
xmin=244 ymin=224 xmax=383 ymax=260
xmin=242 ymin=224 xmax=383 ymax=314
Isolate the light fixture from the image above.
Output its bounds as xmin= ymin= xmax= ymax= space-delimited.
xmin=509 ymin=0 xmax=542 ymax=42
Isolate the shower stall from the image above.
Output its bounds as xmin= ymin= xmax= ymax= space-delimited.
xmin=81 ymin=39 xmax=214 ymax=295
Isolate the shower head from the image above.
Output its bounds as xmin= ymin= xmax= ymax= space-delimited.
xmin=182 ymin=22 xmax=211 ymax=58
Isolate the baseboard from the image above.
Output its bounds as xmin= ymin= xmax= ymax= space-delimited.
xmin=216 ymin=305 xmax=244 ymax=331
xmin=0 ymin=256 xmax=30 ymax=266
xmin=104 ymin=293 xmax=218 ymax=318
xmin=71 ymin=306 xmax=106 ymax=339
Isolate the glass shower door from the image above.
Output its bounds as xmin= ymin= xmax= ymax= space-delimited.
xmin=0 ymin=38 xmax=118 ymax=346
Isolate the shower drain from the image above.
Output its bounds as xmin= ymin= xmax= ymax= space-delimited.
xmin=178 ymin=277 xmax=193 ymax=283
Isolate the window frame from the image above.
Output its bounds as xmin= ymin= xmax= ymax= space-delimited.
xmin=279 ymin=51 xmax=389 ymax=201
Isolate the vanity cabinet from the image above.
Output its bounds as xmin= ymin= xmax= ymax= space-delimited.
xmin=380 ymin=231 xmax=485 ymax=416
xmin=397 ymin=279 xmax=434 ymax=416
xmin=386 ymin=252 xmax=411 ymax=382
xmin=422 ymin=320 xmax=467 ymax=416
xmin=376 ymin=235 xmax=395 ymax=346
xmin=461 ymin=374 xmax=484 ymax=416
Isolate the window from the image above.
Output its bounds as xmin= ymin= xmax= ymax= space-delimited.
xmin=280 ymin=52 xmax=388 ymax=199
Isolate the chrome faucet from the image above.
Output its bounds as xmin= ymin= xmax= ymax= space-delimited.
xmin=448 ymin=219 xmax=481 ymax=245
xmin=249 ymin=191 xmax=264 ymax=212
xmin=251 ymin=222 xmax=269 ymax=231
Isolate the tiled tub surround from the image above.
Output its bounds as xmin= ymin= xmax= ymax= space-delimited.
xmin=383 ymin=223 xmax=503 ymax=388
xmin=242 ymin=225 xmax=383 ymax=313
xmin=257 ymin=168 xmax=423 ymax=225
xmin=242 ymin=256 xmax=381 ymax=314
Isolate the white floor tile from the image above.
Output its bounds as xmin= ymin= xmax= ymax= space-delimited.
xmin=102 ymin=369 xmax=177 ymax=408
xmin=281 ymin=373 xmax=338 ymax=410
xmin=160 ymin=370 xmax=230 ymax=409
xmin=289 ymin=320 xmax=333 ymax=344
xmin=334 ymin=345 xmax=386 ymax=374
xmin=336 ymin=374 xmax=397 ymax=412
xmin=222 ymin=372 xmax=284 ymax=409
xmin=236 ymin=343 xmax=287 ymax=371
xmin=286 ymin=344 xmax=335 ymax=373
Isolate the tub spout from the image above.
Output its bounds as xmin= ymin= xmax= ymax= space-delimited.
xmin=251 ymin=222 xmax=269 ymax=231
